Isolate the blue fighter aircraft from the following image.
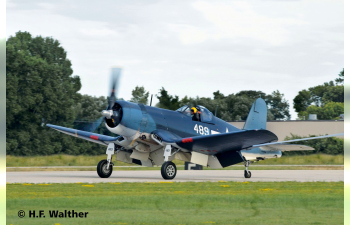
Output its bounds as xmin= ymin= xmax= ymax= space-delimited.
xmin=47 ymin=68 xmax=343 ymax=180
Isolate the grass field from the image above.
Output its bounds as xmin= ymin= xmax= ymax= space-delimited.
xmin=7 ymin=182 xmax=344 ymax=225
xmin=6 ymin=154 xmax=344 ymax=167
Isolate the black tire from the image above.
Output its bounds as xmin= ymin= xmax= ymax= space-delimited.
xmin=244 ymin=170 xmax=251 ymax=178
xmin=97 ymin=159 xmax=113 ymax=178
xmin=161 ymin=161 xmax=177 ymax=180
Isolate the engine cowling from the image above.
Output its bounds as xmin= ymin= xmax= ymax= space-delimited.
xmin=104 ymin=101 xmax=143 ymax=138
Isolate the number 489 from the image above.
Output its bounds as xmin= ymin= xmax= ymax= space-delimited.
xmin=194 ymin=124 xmax=209 ymax=135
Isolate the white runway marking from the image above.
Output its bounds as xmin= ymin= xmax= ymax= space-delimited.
xmin=6 ymin=170 xmax=344 ymax=183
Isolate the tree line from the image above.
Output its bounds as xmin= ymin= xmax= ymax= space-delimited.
xmin=6 ymin=31 xmax=343 ymax=156
xmin=130 ymin=87 xmax=290 ymax=121
xmin=293 ymin=69 xmax=344 ymax=120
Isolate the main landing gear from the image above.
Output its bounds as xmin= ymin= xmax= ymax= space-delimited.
xmin=244 ymin=160 xmax=252 ymax=178
xmin=97 ymin=159 xmax=113 ymax=178
xmin=97 ymin=143 xmax=115 ymax=178
xmin=161 ymin=145 xmax=177 ymax=180
xmin=161 ymin=161 xmax=177 ymax=180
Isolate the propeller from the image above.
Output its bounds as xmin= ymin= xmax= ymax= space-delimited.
xmin=79 ymin=117 xmax=104 ymax=133
xmin=102 ymin=67 xmax=121 ymax=119
xmin=79 ymin=68 xmax=122 ymax=132
xmin=108 ymin=68 xmax=121 ymax=110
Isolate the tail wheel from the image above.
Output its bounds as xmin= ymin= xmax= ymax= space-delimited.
xmin=97 ymin=159 xmax=113 ymax=178
xmin=161 ymin=161 xmax=177 ymax=180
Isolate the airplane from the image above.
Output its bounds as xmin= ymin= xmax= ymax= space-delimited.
xmin=47 ymin=68 xmax=343 ymax=180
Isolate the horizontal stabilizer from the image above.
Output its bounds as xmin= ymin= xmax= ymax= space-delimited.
xmin=47 ymin=124 xmax=119 ymax=146
xmin=252 ymin=133 xmax=343 ymax=150
xmin=260 ymin=144 xmax=314 ymax=151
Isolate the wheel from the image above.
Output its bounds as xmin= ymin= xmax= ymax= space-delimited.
xmin=161 ymin=161 xmax=177 ymax=180
xmin=97 ymin=159 xmax=113 ymax=178
xmin=244 ymin=170 xmax=251 ymax=178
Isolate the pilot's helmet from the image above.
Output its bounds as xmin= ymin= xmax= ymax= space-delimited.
xmin=191 ymin=107 xmax=197 ymax=114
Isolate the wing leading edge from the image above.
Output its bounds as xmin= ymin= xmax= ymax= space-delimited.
xmin=46 ymin=124 xmax=119 ymax=146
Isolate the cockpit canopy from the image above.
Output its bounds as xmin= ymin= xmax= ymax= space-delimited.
xmin=175 ymin=105 xmax=191 ymax=116
xmin=176 ymin=105 xmax=214 ymax=123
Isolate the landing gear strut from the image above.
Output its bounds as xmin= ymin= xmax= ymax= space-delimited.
xmin=161 ymin=145 xmax=177 ymax=180
xmin=244 ymin=160 xmax=252 ymax=178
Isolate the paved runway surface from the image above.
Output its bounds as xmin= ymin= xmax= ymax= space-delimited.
xmin=7 ymin=170 xmax=344 ymax=183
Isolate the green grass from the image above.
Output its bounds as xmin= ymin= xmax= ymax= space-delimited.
xmin=7 ymin=182 xmax=344 ymax=225
xmin=6 ymin=154 xmax=344 ymax=167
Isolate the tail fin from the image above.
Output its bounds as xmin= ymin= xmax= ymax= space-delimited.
xmin=243 ymin=98 xmax=267 ymax=130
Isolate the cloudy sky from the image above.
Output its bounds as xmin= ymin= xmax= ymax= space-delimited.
xmin=7 ymin=0 xmax=344 ymax=119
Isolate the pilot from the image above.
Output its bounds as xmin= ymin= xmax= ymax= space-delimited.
xmin=191 ymin=107 xmax=201 ymax=121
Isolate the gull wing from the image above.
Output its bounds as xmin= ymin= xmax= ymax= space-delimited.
xmin=173 ymin=129 xmax=278 ymax=155
xmin=47 ymin=124 xmax=119 ymax=146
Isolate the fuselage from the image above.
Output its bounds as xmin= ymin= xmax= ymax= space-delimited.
xmin=105 ymin=100 xmax=241 ymax=139
xmin=105 ymin=100 xmax=281 ymax=162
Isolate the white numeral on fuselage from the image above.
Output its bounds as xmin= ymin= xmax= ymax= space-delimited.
xmin=194 ymin=124 xmax=209 ymax=135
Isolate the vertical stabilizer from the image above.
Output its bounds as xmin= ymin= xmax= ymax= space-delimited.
xmin=243 ymin=98 xmax=267 ymax=130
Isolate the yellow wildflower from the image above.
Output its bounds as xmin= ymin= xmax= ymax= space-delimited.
xmin=259 ymin=188 xmax=273 ymax=191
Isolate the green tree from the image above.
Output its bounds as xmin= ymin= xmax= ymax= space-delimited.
xmin=265 ymin=90 xmax=290 ymax=120
xmin=230 ymin=90 xmax=288 ymax=120
xmin=293 ymin=89 xmax=312 ymax=112
xmin=130 ymin=86 xmax=149 ymax=105
xmin=213 ymin=90 xmax=225 ymax=100
xmin=299 ymin=102 xmax=344 ymax=120
xmin=156 ymin=87 xmax=181 ymax=110
xmin=224 ymin=94 xmax=252 ymax=121
xmin=235 ymin=90 xmax=267 ymax=100
xmin=293 ymin=69 xmax=344 ymax=116
xmin=335 ymin=68 xmax=344 ymax=84
xmin=180 ymin=90 xmax=287 ymax=121
xmin=6 ymin=31 xmax=83 ymax=155
xmin=322 ymin=85 xmax=344 ymax=103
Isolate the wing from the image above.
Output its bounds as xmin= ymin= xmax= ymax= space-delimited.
xmin=251 ymin=133 xmax=344 ymax=150
xmin=152 ymin=129 xmax=278 ymax=155
xmin=47 ymin=124 xmax=119 ymax=146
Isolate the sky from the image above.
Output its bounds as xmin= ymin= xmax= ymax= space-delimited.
xmin=6 ymin=0 xmax=344 ymax=119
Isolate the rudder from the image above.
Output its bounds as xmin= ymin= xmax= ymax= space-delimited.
xmin=243 ymin=98 xmax=267 ymax=130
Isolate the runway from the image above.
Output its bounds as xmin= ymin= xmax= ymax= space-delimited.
xmin=7 ymin=170 xmax=344 ymax=183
